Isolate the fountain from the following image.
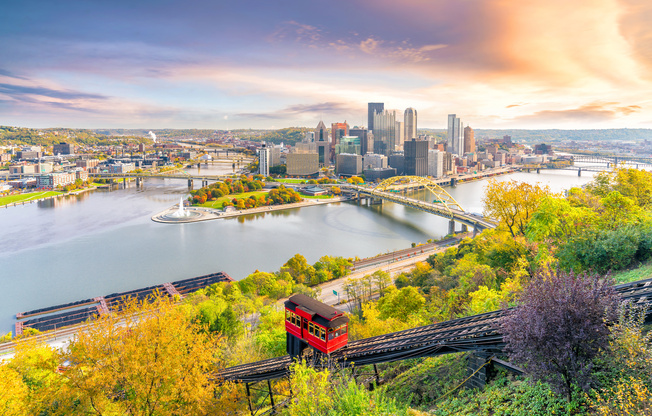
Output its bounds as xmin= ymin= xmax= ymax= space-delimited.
xmin=158 ymin=196 xmax=202 ymax=222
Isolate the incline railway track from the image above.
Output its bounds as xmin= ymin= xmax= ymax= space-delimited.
xmin=220 ymin=277 xmax=652 ymax=383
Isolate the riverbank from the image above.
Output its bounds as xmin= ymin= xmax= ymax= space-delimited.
xmin=0 ymin=185 xmax=99 ymax=208
xmin=151 ymin=195 xmax=353 ymax=223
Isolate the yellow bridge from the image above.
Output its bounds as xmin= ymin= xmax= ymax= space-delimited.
xmin=345 ymin=176 xmax=497 ymax=234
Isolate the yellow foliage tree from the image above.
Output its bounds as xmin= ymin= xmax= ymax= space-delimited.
xmin=58 ymin=296 xmax=240 ymax=415
xmin=483 ymin=179 xmax=554 ymax=237
xmin=0 ymin=365 xmax=30 ymax=416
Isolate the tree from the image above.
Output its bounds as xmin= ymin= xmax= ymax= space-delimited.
xmin=501 ymin=268 xmax=619 ymax=400
xmin=483 ymin=179 xmax=553 ymax=237
xmin=59 ymin=296 xmax=237 ymax=415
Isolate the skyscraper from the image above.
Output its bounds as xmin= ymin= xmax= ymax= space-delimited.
xmin=368 ymin=103 xmax=384 ymax=132
xmin=372 ymin=110 xmax=397 ymax=156
xmin=349 ymin=127 xmax=370 ymax=155
xmin=404 ymin=108 xmax=417 ymax=141
xmin=331 ymin=121 xmax=349 ymax=161
xmin=447 ymin=114 xmax=464 ymax=155
xmin=404 ymin=139 xmax=428 ymax=176
xmin=315 ymin=121 xmax=329 ymax=166
xmin=258 ymin=143 xmax=270 ymax=176
xmin=463 ymin=126 xmax=475 ymax=154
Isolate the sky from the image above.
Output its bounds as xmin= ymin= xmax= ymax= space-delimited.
xmin=1 ymin=0 xmax=651 ymax=130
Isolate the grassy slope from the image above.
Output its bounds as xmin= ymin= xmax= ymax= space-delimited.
xmin=0 ymin=191 xmax=62 ymax=206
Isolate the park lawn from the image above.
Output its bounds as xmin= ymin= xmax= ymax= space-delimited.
xmin=195 ymin=190 xmax=269 ymax=209
xmin=275 ymin=178 xmax=308 ymax=184
xmin=300 ymin=193 xmax=334 ymax=199
xmin=0 ymin=191 xmax=62 ymax=206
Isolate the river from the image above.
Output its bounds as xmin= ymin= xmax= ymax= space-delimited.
xmin=0 ymin=166 xmax=595 ymax=334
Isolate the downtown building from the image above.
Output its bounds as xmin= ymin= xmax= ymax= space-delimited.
xmin=258 ymin=143 xmax=271 ymax=176
xmin=315 ymin=121 xmax=330 ymax=166
xmin=428 ymin=149 xmax=444 ymax=178
xmin=404 ymin=108 xmax=417 ymax=141
xmin=463 ymin=126 xmax=475 ymax=154
xmin=404 ymin=139 xmax=428 ymax=176
xmin=367 ymin=102 xmax=384 ymax=132
xmin=447 ymin=114 xmax=464 ymax=155
xmin=372 ymin=110 xmax=397 ymax=156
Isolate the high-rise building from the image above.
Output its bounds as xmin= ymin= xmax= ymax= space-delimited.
xmin=463 ymin=126 xmax=475 ymax=155
xmin=428 ymin=149 xmax=444 ymax=178
xmin=404 ymin=108 xmax=417 ymax=141
xmin=388 ymin=153 xmax=405 ymax=175
xmin=368 ymin=103 xmax=384 ymax=132
xmin=315 ymin=121 xmax=329 ymax=166
xmin=363 ymin=153 xmax=388 ymax=169
xmin=336 ymin=153 xmax=362 ymax=176
xmin=335 ymin=136 xmax=361 ymax=155
xmin=349 ymin=128 xmax=370 ymax=155
xmin=287 ymin=153 xmax=319 ymax=176
xmin=258 ymin=143 xmax=270 ymax=176
xmin=372 ymin=110 xmax=397 ymax=156
xmin=395 ymin=121 xmax=405 ymax=149
xmin=331 ymin=122 xmax=349 ymax=161
xmin=447 ymin=114 xmax=464 ymax=155
xmin=404 ymin=139 xmax=428 ymax=176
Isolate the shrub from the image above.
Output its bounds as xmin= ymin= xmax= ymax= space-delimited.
xmin=501 ymin=268 xmax=619 ymax=400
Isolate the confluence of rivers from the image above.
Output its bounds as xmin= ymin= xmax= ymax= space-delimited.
xmin=0 ymin=166 xmax=596 ymax=334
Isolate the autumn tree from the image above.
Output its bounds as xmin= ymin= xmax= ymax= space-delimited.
xmin=483 ymin=179 xmax=553 ymax=237
xmin=58 ymin=296 xmax=239 ymax=416
xmin=502 ymin=268 xmax=619 ymax=400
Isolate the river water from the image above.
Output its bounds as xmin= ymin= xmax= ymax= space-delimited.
xmin=0 ymin=166 xmax=595 ymax=334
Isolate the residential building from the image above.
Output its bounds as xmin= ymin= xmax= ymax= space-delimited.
xmin=76 ymin=159 xmax=100 ymax=170
xmin=258 ymin=143 xmax=271 ymax=176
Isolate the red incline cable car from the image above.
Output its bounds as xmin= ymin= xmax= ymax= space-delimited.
xmin=284 ymin=294 xmax=349 ymax=357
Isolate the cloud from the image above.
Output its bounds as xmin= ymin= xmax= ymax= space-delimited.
xmin=0 ymin=69 xmax=28 ymax=80
xmin=236 ymin=102 xmax=356 ymax=120
xmin=268 ymin=21 xmax=321 ymax=44
xmin=512 ymin=102 xmax=643 ymax=124
xmin=0 ymin=83 xmax=108 ymax=101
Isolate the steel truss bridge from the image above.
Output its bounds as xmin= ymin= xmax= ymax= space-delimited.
xmin=220 ymin=277 xmax=652 ymax=385
xmin=344 ymin=176 xmax=497 ymax=232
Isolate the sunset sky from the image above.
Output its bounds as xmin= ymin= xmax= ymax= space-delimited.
xmin=1 ymin=0 xmax=651 ymax=130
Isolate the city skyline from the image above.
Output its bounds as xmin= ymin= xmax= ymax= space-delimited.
xmin=1 ymin=0 xmax=651 ymax=130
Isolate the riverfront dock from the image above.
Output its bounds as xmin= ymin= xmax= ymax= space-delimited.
xmin=14 ymin=272 xmax=233 ymax=336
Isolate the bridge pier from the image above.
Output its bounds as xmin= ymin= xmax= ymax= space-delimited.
xmin=123 ymin=177 xmax=126 ymax=188
xmin=450 ymin=178 xmax=457 ymax=187
xmin=188 ymin=179 xmax=193 ymax=189
xmin=578 ymin=168 xmax=582 ymax=177
xmin=536 ymin=168 xmax=540 ymax=174
xmin=448 ymin=220 xmax=455 ymax=236
xmin=465 ymin=353 xmax=494 ymax=390
xmin=461 ymin=224 xmax=468 ymax=233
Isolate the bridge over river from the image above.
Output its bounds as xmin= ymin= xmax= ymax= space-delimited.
xmin=343 ymin=176 xmax=497 ymax=234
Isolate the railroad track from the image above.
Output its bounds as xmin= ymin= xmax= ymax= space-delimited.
xmin=220 ymin=277 xmax=652 ymax=383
